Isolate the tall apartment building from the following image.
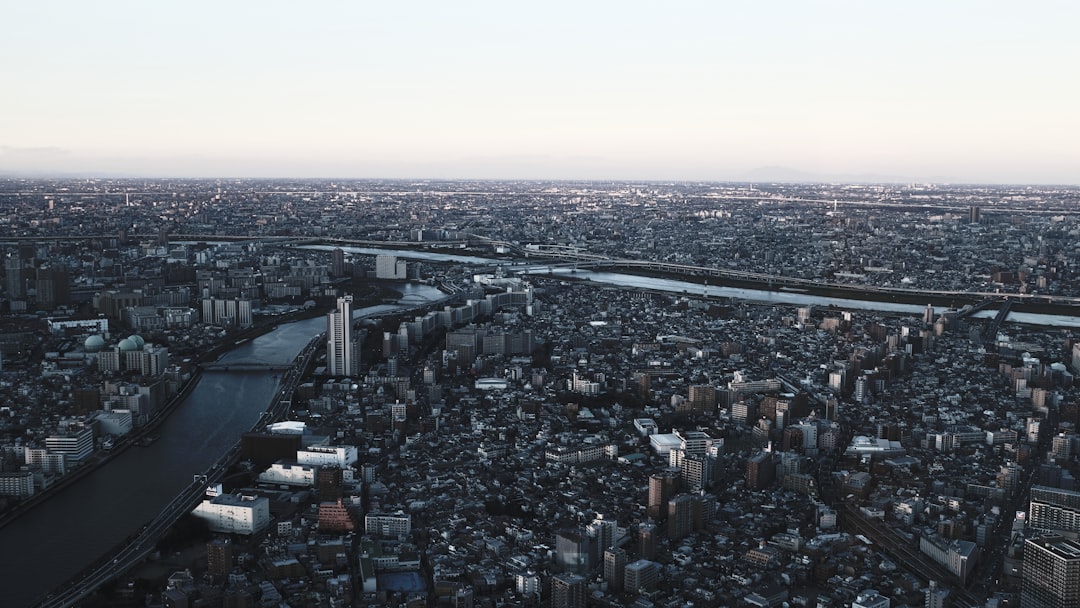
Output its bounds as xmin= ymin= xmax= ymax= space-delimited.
xmin=603 ymin=547 xmax=627 ymax=593
xmin=647 ymin=471 xmax=677 ymax=519
xmin=1022 ymin=534 xmax=1080 ymax=608
xmin=326 ymin=296 xmax=354 ymax=377
xmin=550 ymin=573 xmax=586 ymax=608
xmin=746 ymin=451 xmax=775 ymax=490
xmin=1030 ymin=486 xmax=1080 ymax=534
xmin=668 ymin=494 xmax=694 ymax=541
xmin=207 ymin=538 xmax=233 ymax=577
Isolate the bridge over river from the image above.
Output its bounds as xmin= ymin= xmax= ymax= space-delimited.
xmin=200 ymin=359 xmax=296 ymax=372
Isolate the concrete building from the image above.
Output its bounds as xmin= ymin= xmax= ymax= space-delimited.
xmin=375 ymin=254 xmax=407 ymax=280
xmin=550 ymin=572 xmax=585 ymax=608
xmin=0 ymin=471 xmax=35 ymax=498
xmin=1022 ymin=534 xmax=1080 ymax=608
xmin=1030 ymin=486 xmax=1080 ymax=534
xmin=45 ymin=425 xmax=95 ymax=463
xmin=365 ymin=512 xmax=411 ymax=537
xmin=192 ymin=493 xmax=270 ymax=535
xmin=257 ymin=461 xmax=317 ymax=487
xmin=296 ymin=444 xmax=359 ymax=469
xmin=603 ymin=547 xmax=627 ymax=593
xmin=624 ymin=559 xmax=660 ymax=594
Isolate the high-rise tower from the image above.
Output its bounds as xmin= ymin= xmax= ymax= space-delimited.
xmin=326 ymin=296 xmax=354 ymax=376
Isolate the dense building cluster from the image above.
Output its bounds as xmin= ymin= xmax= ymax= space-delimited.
xmin=2 ymin=179 xmax=1080 ymax=608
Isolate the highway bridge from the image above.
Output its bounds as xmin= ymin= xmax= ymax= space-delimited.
xmin=200 ymin=361 xmax=296 ymax=372
xmin=982 ymin=299 xmax=1014 ymax=343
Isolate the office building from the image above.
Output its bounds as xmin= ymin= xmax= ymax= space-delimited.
xmin=1022 ymin=534 xmax=1080 ymax=608
xmin=550 ymin=573 xmax=586 ymax=608
xmin=326 ymin=295 xmax=354 ymax=377
xmin=45 ymin=425 xmax=95 ymax=463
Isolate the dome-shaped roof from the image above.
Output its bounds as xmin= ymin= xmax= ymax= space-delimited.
xmin=84 ymin=335 xmax=106 ymax=352
xmin=128 ymin=335 xmax=145 ymax=348
xmin=117 ymin=338 xmax=138 ymax=352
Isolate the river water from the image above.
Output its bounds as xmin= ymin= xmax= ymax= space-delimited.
xmin=0 ymin=283 xmax=446 ymax=608
xmin=299 ymin=246 xmax=1080 ymax=328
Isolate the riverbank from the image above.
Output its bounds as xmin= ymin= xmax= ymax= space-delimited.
xmin=0 ymin=308 xmax=324 ymax=530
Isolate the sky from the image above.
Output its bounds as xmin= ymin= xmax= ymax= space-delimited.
xmin=1 ymin=1 xmax=1078 ymax=183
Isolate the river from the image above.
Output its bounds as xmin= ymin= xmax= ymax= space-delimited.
xmin=299 ymin=246 xmax=1080 ymax=328
xmin=0 ymin=283 xmax=446 ymax=608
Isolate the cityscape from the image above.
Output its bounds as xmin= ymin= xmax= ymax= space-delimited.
xmin=0 ymin=178 xmax=1079 ymax=608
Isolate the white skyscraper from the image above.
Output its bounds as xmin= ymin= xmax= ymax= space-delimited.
xmin=326 ymin=296 xmax=354 ymax=376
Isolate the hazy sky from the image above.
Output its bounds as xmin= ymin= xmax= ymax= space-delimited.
xmin=2 ymin=1 xmax=1077 ymax=182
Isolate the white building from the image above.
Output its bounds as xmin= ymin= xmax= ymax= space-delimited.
xmin=25 ymin=448 xmax=66 ymax=476
xmin=852 ymin=589 xmax=890 ymax=608
xmin=326 ymin=296 xmax=354 ymax=377
xmin=365 ymin=513 xmax=412 ymax=537
xmin=375 ymin=255 xmax=407 ymax=280
xmin=45 ymin=425 xmax=95 ymax=463
xmin=649 ymin=433 xmax=682 ymax=456
xmin=192 ymin=493 xmax=270 ymax=535
xmin=0 ymin=471 xmax=35 ymax=498
xmin=258 ymin=462 xmax=317 ymax=487
xmin=296 ymin=444 xmax=358 ymax=469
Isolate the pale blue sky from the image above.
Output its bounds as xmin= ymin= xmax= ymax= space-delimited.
xmin=1 ymin=1 xmax=1077 ymax=182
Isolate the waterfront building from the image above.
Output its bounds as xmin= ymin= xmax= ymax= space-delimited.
xmin=0 ymin=471 xmax=35 ymax=498
xmin=45 ymin=425 xmax=95 ymax=463
xmin=326 ymin=295 xmax=354 ymax=377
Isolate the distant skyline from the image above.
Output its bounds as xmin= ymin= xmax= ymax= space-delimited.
xmin=2 ymin=1 xmax=1078 ymax=184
